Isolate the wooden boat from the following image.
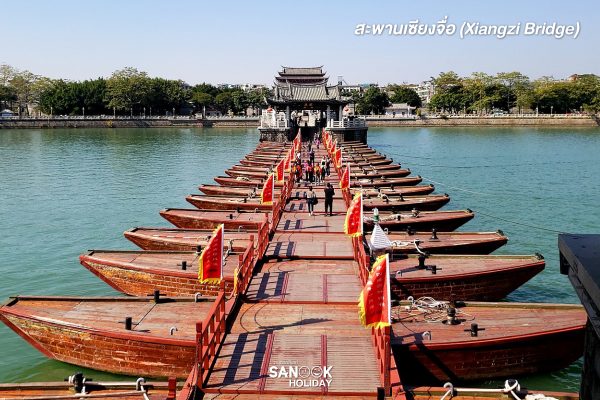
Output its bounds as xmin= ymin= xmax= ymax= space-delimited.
xmin=389 ymin=254 xmax=545 ymax=301
xmin=367 ymin=231 xmax=509 ymax=254
xmin=214 ymin=176 xmax=285 ymax=187
xmin=160 ymin=208 xmax=268 ymax=230
xmin=244 ymin=154 xmax=284 ymax=162
xmin=348 ymin=158 xmax=394 ymax=167
xmin=363 ymin=194 xmax=450 ymax=211
xmin=0 ymin=375 xmax=177 ymax=399
xmin=352 ymin=163 xmax=404 ymax=172
xmin=351 ymin=176 xmax=423 ymax=188
xmin=0 ymin=295 xmax=223 ymax=378
xmin=230 ymin=165 xmax=272 ymax=173
xmin=186 ymin=194 xmax=271 ymax=211
xmin=391 ymin=301 xmax=586 ymax=383
xmin=125 ymin=226 xmax=261 ymax=251
xmin=357 ymin=185 xmax=436 ymax=197
xmin=80 ymin=248 xmax=252 ymax=297
xmin=199 ymin=184 xmax=262 ymax=196
xmin=367 ymin=209 xmax=475 ymax=232
xmin=224 ymin=169 xmax=269 ymax=179
xmin=350 ymin=169 xmax=412 ymax=180
xmin=239 ymin=159 xmax=279 ymax=167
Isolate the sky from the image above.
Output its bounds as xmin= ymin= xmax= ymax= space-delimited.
xmin=1 ymin=0 xmax=598 ymax=86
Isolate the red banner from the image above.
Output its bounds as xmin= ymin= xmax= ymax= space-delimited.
xmin=284 ymin=149 xmax=291 ymax=172
xmin=344 ymin=192 xmax=362 ymax=237
xmin=276 ymin=159 xmax=285 ymax=182
xmin=358 ymin=254 xmax=391 ymax=329
xmin=198 ymin=224 xmax=224 ymax=284
xmin=261 ymin=173 xmax=275 ymax=205
xmin=339 ymin=164 xmax=350 ymax=190
xmin=334 ymin=147 xmax=342 ymax=168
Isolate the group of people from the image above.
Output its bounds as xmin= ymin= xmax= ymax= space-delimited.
xmin=290 ymin=136 xmax=336 ymax=217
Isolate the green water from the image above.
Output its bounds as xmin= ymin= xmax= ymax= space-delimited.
xmin=0 ymin=127 xmax=598 ymax=391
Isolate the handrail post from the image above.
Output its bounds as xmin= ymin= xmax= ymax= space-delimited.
xmin=195 ymin=321 xmax=203 ymax=388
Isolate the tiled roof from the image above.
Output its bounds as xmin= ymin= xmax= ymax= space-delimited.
xmin=273 ymin=83 xmax=342 ymax=101
xmin=281 ymin=66 xmax=324 ymax=76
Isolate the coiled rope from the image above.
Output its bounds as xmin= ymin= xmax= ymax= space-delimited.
xmin=439 ymin=379 xmax=558 ymax=400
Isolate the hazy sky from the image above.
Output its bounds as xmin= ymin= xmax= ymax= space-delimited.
xmin=1 ymin=0 xmax=598 ymax=85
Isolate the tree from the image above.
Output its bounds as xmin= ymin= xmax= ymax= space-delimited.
xmin=215 ymin=92 xmax=233 ymax=113
xmin=106 ymin=67 xmax=151 ymax=113
xmin=9 ymin=70 xmax=42 ymax=116
xmin=0 ymin=84 xmax=17 ymax=110
xmin=356 ymin=86 xmax=390 ymax=115
xmin=191 ymin=92 xmax=213 ymax=109
xmin=388 ymin=85 xmax=422 ymax=107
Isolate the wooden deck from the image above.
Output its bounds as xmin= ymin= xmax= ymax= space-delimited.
xmin=204 ymin=145 xmax=384 ymax=397
xmin=265 ymin=232 xmax=354 ymax=259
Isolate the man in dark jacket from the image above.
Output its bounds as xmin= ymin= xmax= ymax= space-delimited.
xmin=324 ymin=183 xmax=335 ymax=216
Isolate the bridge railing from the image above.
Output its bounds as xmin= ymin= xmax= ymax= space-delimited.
xmin=327 ymin=118 xmax=367 ymax=128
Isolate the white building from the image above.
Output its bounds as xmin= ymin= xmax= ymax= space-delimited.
xmin=408 ymin=81 xmax=436 ymax=104
xmin=384 ymin=103 xmax=415 ymax=117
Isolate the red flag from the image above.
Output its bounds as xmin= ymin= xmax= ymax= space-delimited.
xmin=340 ymin=164 xmax=350 ymax=189
xmin=276 ymin=159 xmax=285 ymax=182
xmin=334 ymin=148 xmax=342 ymax=168
xmin=344 ymin=192 xmax=363 ymax=237
xmin=358 ymin=254 xmax=391 ymax=329
xmin=284 ymin=150 xmax=291 ymax=172
xmin=261 ymin=173 xmax=275 ymax=205
xmin=198 ymin=224 xmax=224 ymax=284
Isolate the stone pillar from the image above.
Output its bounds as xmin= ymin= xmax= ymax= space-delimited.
xmin=326 ymin=105 xmax=331 ymax=126
xmin=339 ymin=105 xmax=343 ymax=122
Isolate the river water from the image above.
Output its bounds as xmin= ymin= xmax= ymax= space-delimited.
xmin=0 ymin=126 xmax=598 ymax=391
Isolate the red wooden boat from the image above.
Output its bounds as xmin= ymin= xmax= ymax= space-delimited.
xmin=199 ymin=184 xmax=264 ymax=196
xmin=230 ymin=165 xmax=272 ymax=173
xmin=348 ymin=158 xmax=394 ymax=167
xmin=391 ymin=301 xmax=585 ymax=383
xmin=239 ymin=159 xmax=279 ymax=167
xmin=0 ymin=295 xmax=224 ymax=378
xmin=214 ymin=176 xmax=285 ymax=187
xmin=353 ymin=163 xmax=404 ymax=172
xmin=244 ymin=154 xmax=284 ymax=162
xmin=160 ymin=208 xmax=268 ymax=230
xmin=351 ymin=176 xmax=423 ymax=188
xmin=366 ymin=231 xmax=509 ymax=254
xmin=367 ymin=209 xmax=475 ymax=232
xmin=363 ymin=194 xmax=450 ymax=211
xmin=80 ymin=247 xmax=253 ymax=297
xmin=390 ymin=254 xmax=545 ymax=301
xmin=356 ymin=185 xmax=436 ymax=197
xmin=186 ymin=194 xmax=272 ymax=211
xmin=224 ymin=169 xmax=269 ymax=179
xmin=350 ymin=168 xmax=412 ymax=180
xmin=125 ymin=226 xmax=262 ymax=251
xmin=0 ymin=376 xmax=177 ymax=400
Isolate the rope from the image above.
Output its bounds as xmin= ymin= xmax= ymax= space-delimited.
xmin=394 ymin=296 xmax=475 ymax=324
xmin=421 ymin=177 xmax=496 ymax=196
xmin=474 ymin=209 xmax=565 ymax=234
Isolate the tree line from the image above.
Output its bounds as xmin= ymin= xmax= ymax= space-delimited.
xmin=0 ymin=64 xmax=270 ymax=116
xmin=2 ymin=64 xmax=599 ymax=116
xmin=347 ymin=71 xmax=600 ymax=115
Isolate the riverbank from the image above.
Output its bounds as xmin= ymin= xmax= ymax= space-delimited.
xmin=1 ymin=115 xmax=598 ymax=129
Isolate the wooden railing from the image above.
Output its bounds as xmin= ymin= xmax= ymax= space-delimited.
xmin=373 ymin=325 xmax=392 ymax=395
xmin=351 ymin=236 xmax=392 ymax=395
xmin=195 ymin=291 xmax=227 ymax=389
xmin=256 ymin=218 xmax=270 ymax=259
xmin=327 ymin=118 xmax=367 ymax=128
xmin=235 ymin=239 xmax=256 ymax=297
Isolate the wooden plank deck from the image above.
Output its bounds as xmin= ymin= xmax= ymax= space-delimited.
xmin=204 ymin=144 xmax=385 ymax=397
xmin=265 ymin=232 xmax=354 ymax=259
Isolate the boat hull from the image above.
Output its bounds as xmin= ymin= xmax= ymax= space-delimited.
xmin=393 ymin=327 xmax=584 ymax=384
xmin=371 ymin=211 xmax=474 ymax=232
xmin=0 ymin=310 xmax=195 ymax=379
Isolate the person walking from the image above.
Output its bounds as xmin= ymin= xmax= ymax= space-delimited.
xmin=309 ymin=148 xmax=315 ymax=165
xmin=314 ymin=164 xmax=321 ymax=184
xmin=306 ymin=186 xmax=317 ymax=216
xmin=308 ymin=163 xmax=314 ymax=183
xmin=324 ymin=183 xmax=335 ymax=216
xmin=325 ymin=156 xmax=331 ymax=176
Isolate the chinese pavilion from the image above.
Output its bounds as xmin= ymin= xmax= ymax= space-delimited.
xmin=259 ymin=66 xmax=367 ymax=143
